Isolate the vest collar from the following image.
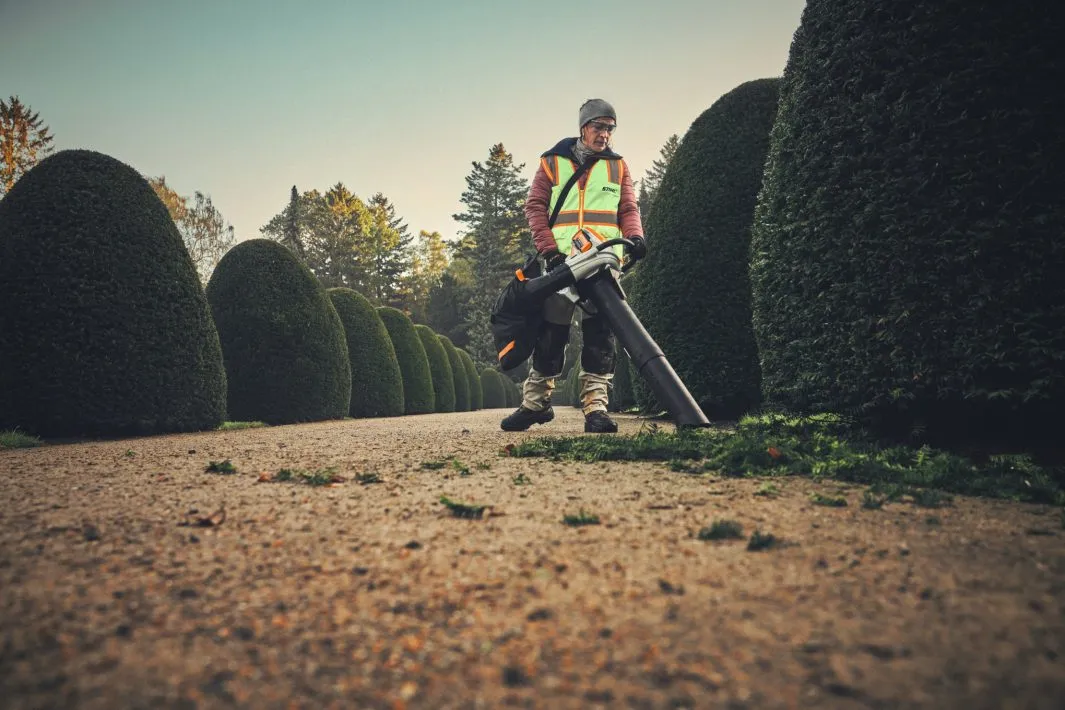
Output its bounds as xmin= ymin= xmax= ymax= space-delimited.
xmin=542 ymin=137 xmax=622 ymax=161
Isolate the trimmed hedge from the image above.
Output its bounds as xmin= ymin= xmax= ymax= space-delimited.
xmin=414 ymin=324 xmax=456 ymax=413
xmin=327 ymin=288 xmax=404 ymax=418
xmin=459 ymin=350 xmax=483 ymax=410
xmin=750 ymin=2 xmax=1065 ymax=450
xmin=439 ymin=335 xmax=470 ymax=412
xmin=480 ymin=368 xmax=507 ymax=409
xmin=610 ymin=348 xmax=636 ymax=412
xmin=0 ymin=149 xmax=227 ymax=437
xmin=207 ymin=239 xmax=350 ymax=424
xmin=630 ymin=78 xmax=779 ymax=419
xmin=378 ymin=307 xmax=434 ymax=415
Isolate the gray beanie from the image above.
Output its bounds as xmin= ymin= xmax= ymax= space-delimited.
xmin=579 ymin=98 xmax=616 ymax=129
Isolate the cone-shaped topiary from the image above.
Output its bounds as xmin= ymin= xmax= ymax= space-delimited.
xmin=327 ymin=288 xmax=404 ymax=418
xmin=0 ymin=149 xmax=227 ymax=438
xmin=206 ymin=239 xmax=349 ymax=424
xmin=750 ymin=2 xmax=1065 ymax=451
xmin=378 ymin=307 xmax=434 ymax=415
xmin=414 ymin=324 xmax=456 ymax=413
xmin=459 ymin=350 xmax=482 ymax=410
xmin=439 ymin=335 xmax=470 ymax=412
xmin=480 ymin=368 xmax=507 ymax=409
xmin=629 ymin=78 xmax=780 ymax=420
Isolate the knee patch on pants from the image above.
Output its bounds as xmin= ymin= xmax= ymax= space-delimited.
xmin=581 ymin=316 xmax=615 ymax=375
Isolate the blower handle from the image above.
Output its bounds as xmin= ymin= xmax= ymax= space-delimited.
xmin=593 ymin=237 xmax=640 ymax=272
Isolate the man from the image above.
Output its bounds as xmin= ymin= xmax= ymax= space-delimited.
xmin=500 ymin=98 xmax=647 ymax=433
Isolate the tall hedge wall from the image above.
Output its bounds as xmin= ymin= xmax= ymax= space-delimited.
xmin=0 ymin=149 xmax=227 ymax=437
xmin=480 ymin=369 xmax=507 ymax=409
xmin=459 ymin=350 xmax=483 ymax=410
xmin=750 ymin=2 xmax=1065 ymax=449
xmin=377 ymin=307 xmax=434 ymax=415
xmin=630 ymin=78 xmax=780 ymax=419
xmin=439 ymin=335 xmax=470 ymax=412
xmin=414 ymin=324 xmax=456 ymax=413
xmin=327 ymin=288 xmax=404 ymax=418
xmin=207 ymin=239 xmax=350 ymax=424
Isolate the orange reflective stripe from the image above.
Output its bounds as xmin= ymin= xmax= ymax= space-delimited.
xmin=606 ymin=160 xmax=620 ymax=184
xmin=553 ymin=212 xmax=581 ymax=226
xmin=618 ymin=160 xmax=625 ymax=184
xmin=585 ymin=227 xmax=608 ymax=243
xmin=541 ymin=156 xmax=558 ymax=185
xmin=498 ymin=341 xmax=516 ymax=360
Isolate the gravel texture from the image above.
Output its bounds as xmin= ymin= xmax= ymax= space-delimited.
xmin=2 ymin=408 xmax=1063 ymax=709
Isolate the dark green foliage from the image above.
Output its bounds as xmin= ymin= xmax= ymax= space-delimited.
xmin=553 ymin=377 xmax=571 ymax=407
xmin=0 ymin=149 xmax=227 ymax=437
xmin=509 ymin=412 xmax=1065 ymax=504
xmin=327 ymin=288 xmax=404 ymax=418
xmin=207 ymin=239 xmax=350 ymax=424
xmin=629 ymin=78 xmax=780 ymax=419
xmin=697 ymin=520 xmax=744 ymax=541
xmin=504 ymin=376 xmax=521 ymax=408
xmin=610 ymin=348 xmax=636 ymax=412
xmin=438 ymin=335 xmax=470 ymax=412
xmin=414 ymin=324 xmax=456 ymax=413
xmin=377 ymin=307 xmax=434 ymax=415
xmin=480 ymin=368 xmax=507 ymax=409
xmin=750 ymin=3 xmax=1065 ymax=451
xmin=459 ymin=349 xmax=482 ymax=410
xmin=566 ymin=370 xmax=581 ymax=409
xmin=623 ymin=271 xmax=660 ymax=415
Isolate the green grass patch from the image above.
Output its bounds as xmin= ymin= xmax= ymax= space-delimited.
xmin=205 ymin=459 xmax=237 ymax=474
xmin=355 ymin=472 xmax=382 ymax=485
xmin=271 ymin=467 xmax=344 ymax=485
xmin=0 ymin=429 xmax=42 ymax=449
xmin=754 ymin=482 xmax=780 ymax=497
xmin=810 ymin=492 xmax=848 ymax=507
xmin=507 ymin=412 xmax=1065 ymax=504
xmin=697 ymin=519 xmax=744 ymax=541
xmin=439 ymin=495 xmax=489 ymax=519
xmin=218 ymin=421 xmax=268 ymax=431
xmin=562 ymin=509 xmax=600 ymax=527
xmin=746 ymin=530 xmax=780 ymax=551
xmin=512 ymin=473 xmax=532 ymax=486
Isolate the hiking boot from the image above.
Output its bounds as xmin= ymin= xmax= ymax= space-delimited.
xmin=501 ymin=405 xmax=554 ymax=432
xmin=584 ymin=410 xmax=618 ymax=433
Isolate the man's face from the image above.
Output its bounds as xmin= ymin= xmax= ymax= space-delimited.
xmin=580 ymin=117 xmax=616 ymax=151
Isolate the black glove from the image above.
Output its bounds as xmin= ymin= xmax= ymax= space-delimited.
xmin=543 ymin=249 xmax=566 ymax=272
xmin=628 ymin=235 xmax=648 ymax=260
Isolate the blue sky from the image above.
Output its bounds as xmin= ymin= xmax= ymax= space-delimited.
xmin=2 ymin=0 xmax=807 ymax=243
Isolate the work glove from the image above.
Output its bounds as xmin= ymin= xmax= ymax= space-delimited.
xmin=542 ymin=249 xmax=567 ymax=272
xmin=628 ymin=235 xmax=648 ymax=260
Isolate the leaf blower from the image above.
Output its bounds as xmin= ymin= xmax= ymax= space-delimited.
xmin=500 ymin=232 xmax=710 ymax=428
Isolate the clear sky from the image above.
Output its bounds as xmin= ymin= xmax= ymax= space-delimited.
xmin=2 ymin=0 xmax=807 ymax=243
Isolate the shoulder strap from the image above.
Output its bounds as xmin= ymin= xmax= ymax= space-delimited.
xmin=548 ymin=158 xmax=596 ymax=229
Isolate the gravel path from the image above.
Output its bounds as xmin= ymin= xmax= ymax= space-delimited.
xmin=2 ymin=408 xmax=1063 ymax=709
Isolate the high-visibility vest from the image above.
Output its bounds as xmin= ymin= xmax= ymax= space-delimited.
xmin=541 ymin=155 xmax=624 ymax=256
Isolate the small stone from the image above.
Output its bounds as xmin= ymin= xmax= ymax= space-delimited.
xmin=502 ymin=666 xmax=531 ymax=687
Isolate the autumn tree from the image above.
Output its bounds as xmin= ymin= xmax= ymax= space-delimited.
xmin=1 ymin=96 xmax=55 ymax=197
xmin=147 ymin=176 xmax=235 ymax=282
xmin=452 ymin=143 xmax=531 ymax=364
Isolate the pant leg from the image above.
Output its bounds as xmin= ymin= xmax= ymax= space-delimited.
xmin=578 ymin=314 xmax=616 ymax=414
xmin=522 ymin=294 xmax=575 ymax=411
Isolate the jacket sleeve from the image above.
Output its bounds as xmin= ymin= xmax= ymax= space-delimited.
xmin=618 ymin=160 xmax=645 ymax=238
xmin=525 ymin=163 xmax=558 ymax=254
